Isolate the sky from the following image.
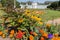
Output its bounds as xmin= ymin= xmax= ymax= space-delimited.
xmin=17 ymin=0 xmax=59 ymax=3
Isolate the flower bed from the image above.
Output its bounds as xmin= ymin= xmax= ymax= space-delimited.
xmin=0 ymin=9 xmax=60 ymax=40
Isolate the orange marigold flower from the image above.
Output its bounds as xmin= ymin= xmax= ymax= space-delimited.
xmin=51 ymin=37 xmax=60 ymax=40
xmin=2 ymin=34 xmax=6 ymax=38
xmin=23 ymin=32 xmax=26 ymax=35
xmin=0 ymin=31 xmax=3 ymax=36
xmin=40 ymin=37 xmax=45 ymax=40
xmin=10 ymin=30 xmax=14 ymax=34
xmin=33 ymin=32 xmax=38 ymax=36
xmin=46 ymin=24 xmax=51 ymax=28
xmin=54 ymin=33 xmax=58 ymax=37
xmin=9 ymin=34 xmax=14 ymax=38
xmin=39 ymin=30 xmax=44 ymax=34
xmin=58 ymin=37 xmax=60 ymax=40
xmin=29 ymin=35 xmax=34 ymax=40
xmin=42 ymin=32 xmax=48 ymax=38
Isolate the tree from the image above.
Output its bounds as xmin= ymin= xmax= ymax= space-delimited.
xmin=16 ymin=1 xmax=20 ymax=8
xmin=59 ymin=0 xmax=60 ymax=6
xmin=27 ymin=1 xmax=32 ymax=5
xmin=1 ymin=0 xmax=7 ymax=7
xmin=47 ymin=1 xmax=60 ymax=10
xmin=1 ymin=0 xmax=20 ymax=8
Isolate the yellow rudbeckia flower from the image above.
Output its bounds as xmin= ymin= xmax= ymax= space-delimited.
xmin=25 ymin=9 xmax=30 ymax=14
xmin=18 ymin=18 xmax=24 ymax=23
xmin=36 ymin=17 xmax=42 ymax=21
xmin=39 ymin=22 xmax=43 ymax=25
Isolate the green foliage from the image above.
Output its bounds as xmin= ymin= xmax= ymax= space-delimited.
xmin=47 ymin=1 xmax=60 ymax=10
xmin=16 ymin=1 xmax=20 ymax=8
xmin=1 ymin=0 xmax=7 ymax=7
xmin=1 ymin=0 xmax=20 ymax=8
xmin=40 ymin=9 xmax=60 ymax=21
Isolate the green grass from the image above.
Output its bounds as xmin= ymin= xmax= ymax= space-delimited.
xmin=40 ymin=9 xmax=60 ymax=21
xmin=0 ymin=10 xmax=7 ymax=23
xmin=0 ymin=10 xmax=7 ymax=17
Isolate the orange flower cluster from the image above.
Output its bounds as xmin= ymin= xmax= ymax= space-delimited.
xmin=0 ymin=9 xmax=59 ymax=40
xmin=36 ymin=11 xmax=45 ymax=14
xmin=9 ymin=30 xmax=14 ymax=38
xmin=29 ymin=35 xmax=34 ymax=40
xmin=0 ymin=31 xmax=6 ymax=38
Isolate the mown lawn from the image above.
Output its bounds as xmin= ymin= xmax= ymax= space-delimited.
xmin=40 ymin=9 xmax=60 ymax=21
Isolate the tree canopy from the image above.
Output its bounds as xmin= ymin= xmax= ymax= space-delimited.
xmin=47 ymin=1 xmax=60 ymax=10
xmin=1 ymin=0 xmax=20 ymax=8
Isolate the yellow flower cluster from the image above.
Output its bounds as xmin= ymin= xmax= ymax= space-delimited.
xmin=31 ymin=15 xmax=42 ymax=22
xmin=0 ymin=9 xmax=45 ymax=39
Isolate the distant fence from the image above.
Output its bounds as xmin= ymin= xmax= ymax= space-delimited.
xmin=20 ymin=5 xmax=48 ymax=9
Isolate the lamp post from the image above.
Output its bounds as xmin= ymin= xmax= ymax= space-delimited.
xmin=14 ymin=0 xmax=16 ymax=8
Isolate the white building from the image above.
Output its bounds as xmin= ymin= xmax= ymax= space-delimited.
xmin=20 ymin=2 xmax=49 ymax=9
xmin=32 ymin=2 xmax=38 ymax=9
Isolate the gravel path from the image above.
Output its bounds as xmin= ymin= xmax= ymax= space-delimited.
xmin=47 ymin=18 xmax=60 ymax=25
xmin=0 ymin=37 xmax=11 ymax=40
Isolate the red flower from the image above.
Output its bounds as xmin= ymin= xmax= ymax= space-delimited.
xmin=16 ymin=31 xmax=23 ymax=39
xmin=30 ymin=31 xmax=33 ymax=34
